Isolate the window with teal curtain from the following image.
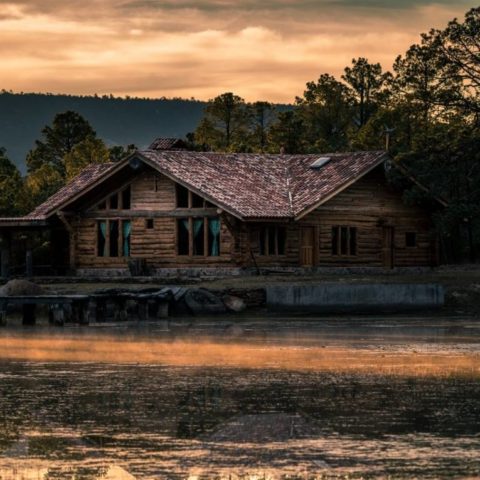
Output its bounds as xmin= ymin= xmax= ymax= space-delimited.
xmin=208 ymin=217 xmax=221 ymax=256
xmin=98 ymin=221 xmax=107 ymax=257
xmin=193 ymin=218 xmax=204 ymax=255
xmin=123 ymin=220 xmax=131 ymax=257
xmin=109 ymin=221 xmax=119 ymax=257
xmin=177 ymin=218 xmax=190 ymax=255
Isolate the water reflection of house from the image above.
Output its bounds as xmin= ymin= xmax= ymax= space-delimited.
xmin=0 ymin=139 xmax=442 ymax=276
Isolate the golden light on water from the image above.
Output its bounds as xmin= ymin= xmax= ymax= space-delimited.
xmin=0 ymin=334 xmax=478 ymax=376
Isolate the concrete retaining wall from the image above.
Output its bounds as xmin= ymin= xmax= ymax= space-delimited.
xmin=267 ymin=283 xmax=445 ymax=313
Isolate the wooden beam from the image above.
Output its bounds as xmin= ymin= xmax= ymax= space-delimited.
xmin=57 ymin=213 xmax=76 ymax=271
xmin=313 ymin=225 xmax=320 ymax=265
xmin=0 ymin=220 xmax=48 ymax=228
xmin=1 ymin=249 xmax=9 ymax=279
xmin=82 ymin=209 xmax=221 ymax=218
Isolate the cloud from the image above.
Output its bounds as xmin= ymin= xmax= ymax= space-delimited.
xmin=0 ymin=0 xmax=477 ymax=101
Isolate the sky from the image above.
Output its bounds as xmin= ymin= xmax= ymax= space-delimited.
xmin=0 ymin=0 xmax=477 ymax=103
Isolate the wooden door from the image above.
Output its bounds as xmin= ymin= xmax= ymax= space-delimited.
xmin=382 ymin=226 xmax=395 ymax=269
xmin=300 ymin=227 xmax=314 ymax=267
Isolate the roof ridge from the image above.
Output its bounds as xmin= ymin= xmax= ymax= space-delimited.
xmin=284 ymin=156 xmax=294 ymax=216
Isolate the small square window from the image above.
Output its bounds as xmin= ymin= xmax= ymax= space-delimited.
xmin=146 ymin=219 xmax=154 ymax=229
xmin=405 ymin=232 xmax=416 ymax=247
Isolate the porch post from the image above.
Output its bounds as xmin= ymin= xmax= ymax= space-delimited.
xmin=25 ymin=250 xmax=33 ymax=278
xmin=1 ymin=230 xmax=11 ymax=279
xmin=57 ymin=212 xmax=76 ymax=273
xmin=1 ymin=249 xmax=9 ymax=279
xmin=69 ymin=232 xmax=77 ymax=272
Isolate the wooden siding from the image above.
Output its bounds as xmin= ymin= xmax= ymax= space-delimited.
xmin=246 ymin=167 xmax=436 ymax=268
xmin=73 ymin=165 xmax=437 ymax=270
xmin=74 ymin=169 xmax=238 ymax=269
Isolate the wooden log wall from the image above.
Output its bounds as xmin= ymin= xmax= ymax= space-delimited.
xmin=246 ymin=167 xmax=437 ymax=268
xmin=73 ymin=165 xmax=436 ymax=271
xmin=74 ymin=170 xmax=238 ymax=269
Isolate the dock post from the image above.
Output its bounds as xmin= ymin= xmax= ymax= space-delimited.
xmin=49 ymin=303 xmax=65 ymax=326
xmin=0 ymin=300 xmax=7 ymax=326
xmin=156 ymin=300 xmax=169 ymax=319
xmin=26 ymin=250 xmax=33 ymax=278
xmin=1 ymin=249 xmax=9 ymax=279
xmin=76 ymin=299 xmax=90 ymax=325
xmin=22 ymin=304 xmax=36 ymax=326
xmin=87 ymin=299 xmax=97 ymax=323
xmin=138 ymin=300 xmax=148 ymax=320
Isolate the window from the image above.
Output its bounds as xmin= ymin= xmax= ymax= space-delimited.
xmin=175 ymin=184 xmax=216 ymax=209
xmin=176 ymin=184 xmax=189 ymax=208
xmin=98 ymin=221 xmax=106 ymax=257
xmin=110 ymin=220 xmax=119 ymax=257
xmin=109 ymin=194 xmax=118 ymax=210
xmin=191 ymin=192 xmax=204 ymax=208
xmin=97 ymin=220 xmax=131 ymax=257
xmin=405 ymin=232 xmax=417 ymax=248
xmin=177 ymin=219 xmax=190 ymax=255
xmin=332 ymin=226 xmax=357 ymax=256
xmin=258 ymin=226 xmax=286 ymax=256
xmin=123 ymin=221 xmax=131 ymax=256
xmin=146 ymin=219 xmax=154 ymax=229
xmin=192 ymin=219 xmax=205 ymax=255
xmin=96 ymin=186 xmax=131 ymax=210
xmin=177 ymin=217 xmax=221 ymax=257
xmin=121 ymin=186 xmax=131 ymax=210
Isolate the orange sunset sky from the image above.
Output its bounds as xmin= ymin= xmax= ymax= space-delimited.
xmin=0 ymin=0 xmax=477 ymax=103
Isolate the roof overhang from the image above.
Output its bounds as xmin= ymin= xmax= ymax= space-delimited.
xmin=39 ymin=161 xmax=130 ymax=220
xmin=293 ymin=152 xmax=389 ymax=221
xmin=132 ymin=152 xmax=245 ymax=220
xmin=0 ymin=218 xmax=49 ymax=228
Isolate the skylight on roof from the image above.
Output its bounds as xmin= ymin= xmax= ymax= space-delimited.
xmin=310 ymin=157 xmax=331 ymax=169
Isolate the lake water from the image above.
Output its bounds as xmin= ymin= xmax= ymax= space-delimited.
xmin=0 ymin=315 xmax=479 ymax=479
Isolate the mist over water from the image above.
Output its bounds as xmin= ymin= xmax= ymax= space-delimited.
xmin=0 ymin=317 xmax=479 ymax=479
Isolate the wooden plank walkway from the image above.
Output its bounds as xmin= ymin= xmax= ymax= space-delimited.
xmin=0 ymin=292 xmax=170 ymax=326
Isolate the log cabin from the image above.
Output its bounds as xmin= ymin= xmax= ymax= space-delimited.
xmin=0 ymin=139 xmax=442 ymax=276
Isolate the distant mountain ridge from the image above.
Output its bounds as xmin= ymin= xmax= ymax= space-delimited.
xmin=0 ymin=92 xmax=210 ymax=173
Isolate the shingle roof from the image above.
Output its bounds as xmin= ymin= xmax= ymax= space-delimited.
xmin=141 ymin=150 xmax=387 ymax=219
xmin=29 ymin=162 xmax=117 ymax=219
xmin=148 ymin=137 xmax=187 ymax=151
xmin=27 ymin=150 xmax=386 ymax=221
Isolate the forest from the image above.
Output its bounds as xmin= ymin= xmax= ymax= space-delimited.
xmin=0 ymin=7 xmax=478 ymax=263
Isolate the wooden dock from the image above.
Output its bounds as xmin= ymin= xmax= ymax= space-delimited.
xmin=0 ymin=290 xmax=172 ymax=326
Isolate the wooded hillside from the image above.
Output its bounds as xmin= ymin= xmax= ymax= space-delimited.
xmin=0 ymin=93 xmax=209 ymax=172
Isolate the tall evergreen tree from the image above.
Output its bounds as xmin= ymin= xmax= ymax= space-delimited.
xmin=26 ymin=111 xmax=96 ymax=178
xmin=250 ymin=101 xmax=276 ymax=152
xmin=64 ymin=136 xmax=110 ymax=181
xmin=268 ymin=111 xmax=305 ymax=154
xmin=194 ymin=92 xmax=251 ymax=151
xmin=0 ymin=148 xmax=24 ymax=216
xmin=342 ymin=57 xmax=391 ymax=128
xmin=296 ymin=74 xmax=354 ymax=152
